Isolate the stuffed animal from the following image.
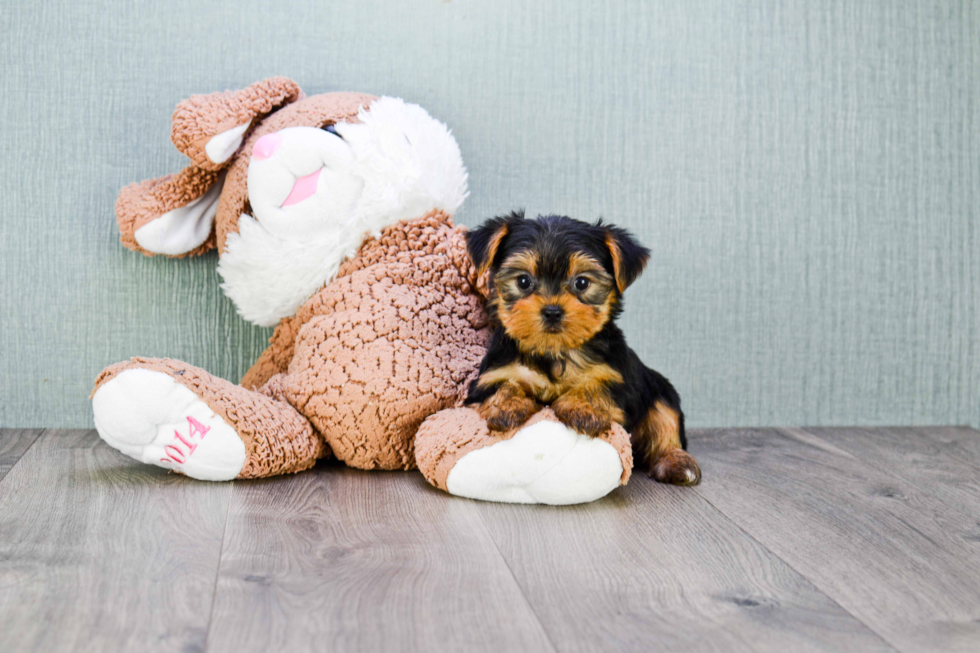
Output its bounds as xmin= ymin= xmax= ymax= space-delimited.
xmin=91 ymin=77 xmax=632 ymax=505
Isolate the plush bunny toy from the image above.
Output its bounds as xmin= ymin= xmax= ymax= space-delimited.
xmin=92 ymin=78 xmax=633 ymax=505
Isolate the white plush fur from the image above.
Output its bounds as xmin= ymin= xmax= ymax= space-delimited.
xmin=205 ymin=121 xmax=250 ymax=164
xmin=245 ymin=126 xmax=364 ymax=241
xmin=217 ymin=213 xmax=362 ymax=326
xmin=217 ymin=96 xmax=469 ymax=327
xmin=445 ymin=421 xmax=624 ymax=505
xmin=92 ymin=369 xmax=246 ymax=481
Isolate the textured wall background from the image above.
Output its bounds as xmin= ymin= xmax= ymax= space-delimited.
xmin=1 ymin=0 xmax=978 ymax=428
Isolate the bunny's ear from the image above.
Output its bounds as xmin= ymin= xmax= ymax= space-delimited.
xmin=114 ymin=78 xmax=303 ymax=258
xmin=116 ymin=165 xmax=224 ymax=257
xmin=170 ymin=77 xmax=303 ymax=171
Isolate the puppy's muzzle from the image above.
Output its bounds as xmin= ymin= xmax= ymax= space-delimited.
xmin=541 ymin=305 xmax=564 ymax=331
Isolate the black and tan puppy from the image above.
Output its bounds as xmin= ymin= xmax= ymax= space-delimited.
xmin=465 ymin=211 xmax=700 ymax=485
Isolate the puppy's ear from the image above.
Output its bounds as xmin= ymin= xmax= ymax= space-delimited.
xmin=603 ymin=223 xmax=651 ymax=292
xmin=466 ymin=210 xmax=522 ymax=278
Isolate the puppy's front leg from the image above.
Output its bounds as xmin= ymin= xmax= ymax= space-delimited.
xmin=478 ymin=381 xmax=542 ymax=431
xmin=552 ymin=384 xmax=624 ymax=437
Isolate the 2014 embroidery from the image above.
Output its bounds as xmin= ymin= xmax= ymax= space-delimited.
xmin=160 ymin=416 xmax=211 ymax=465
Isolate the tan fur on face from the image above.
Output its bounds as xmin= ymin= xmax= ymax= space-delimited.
xmin=499 ymin=250 xmax=539 ymax=277
xmin=567 ymin=252 xmax=602 ymax=277
xmin=492 ymin=251 xmax=538 ymax=308
xmin=492 ymin=250 xmax=616 ymax=356
xmin=497 ymin=291 xmax=613 ymax=356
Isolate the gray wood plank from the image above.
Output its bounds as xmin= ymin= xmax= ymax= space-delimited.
xmin=690 ymin=427 xmax=980 ymax=653
xmin=0 ymin=428 xmax=43 ymax=482
xmin=0 ymin=430 xmax=232 ymax=653
xmin=206 ymin=466 xmax=556 ymax=653
xmin=473 ymin=476 xmax=894 ymax=653
xmin=801 ymin=426 xmax=980 ymax=532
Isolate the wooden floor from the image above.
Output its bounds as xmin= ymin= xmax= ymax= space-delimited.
xmin=1 ymin=427 xmax=979 ymax=653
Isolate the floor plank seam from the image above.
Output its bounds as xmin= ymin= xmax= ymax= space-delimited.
xmin=472 ymin=505 xmax=562 ymax=653
xmin=779 ymin=426 xmax=942 ymax=494
xmin=690 ymin=485 xmax=902 ymax=653
xmin=202 ymin=480 xmax=235 ymax=653
xmin=795 ymin=426 xmax=945 ymax=492
xmin=0 ymin=428 xmax=46 ymax=485
xmin=795 ymin=426 xmax=980 ymax=547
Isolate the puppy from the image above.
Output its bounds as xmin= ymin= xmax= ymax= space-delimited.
xmin=464 ymin=211 xmax=701 ymax=485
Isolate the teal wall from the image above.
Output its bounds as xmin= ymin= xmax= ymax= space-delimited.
xmin=2 ymin=0 xmax=978 ymax=428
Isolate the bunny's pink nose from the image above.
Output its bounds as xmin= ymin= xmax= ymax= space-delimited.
xmin=252 ymin=132 xmax=282 ymax=161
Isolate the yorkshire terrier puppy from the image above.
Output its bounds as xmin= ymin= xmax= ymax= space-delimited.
xmin=464 ymin=211 xmax=701 ymax=485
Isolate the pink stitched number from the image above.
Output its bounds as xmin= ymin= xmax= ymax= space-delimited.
xmin=187 ymin=416 xmax=211 ymax=439
xmin=173 ymin=431 xmax=197 ymax=456
xmin=160 ymin=416 xmax=211 ymax=466
xmin=163 ymin=445 xmax=186 ymax=464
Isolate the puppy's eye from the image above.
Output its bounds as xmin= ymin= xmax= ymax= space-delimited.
xmin=573 ymin=276 xmax=591 ymax=291
xmin=516 ymin=274 xmax=533 ymax=291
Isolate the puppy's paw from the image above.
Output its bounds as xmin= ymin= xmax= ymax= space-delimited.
xmin=648 ymin=449 xmax=701 ymax=486
xmin=552 ymin=396 xmax=611 ymax=437
xmin=479 ymin=394 xmax=541 ymax=432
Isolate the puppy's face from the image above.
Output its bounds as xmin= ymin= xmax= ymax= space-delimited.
xmin=467 ymin=212 xmax=650 ymax=356
xmin=493 ymin=247 xmax=615 ymax=355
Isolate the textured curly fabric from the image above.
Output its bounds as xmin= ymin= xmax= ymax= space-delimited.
xmin=170 ymin=77 xmax=303 ymax=171
xmin=242 ymin=209 xmax=483 ymax=388
xmin=93 ymin=357 xmax=328 ymax=478
xmin=244 ymin=210 xmax=491 ymax=470
xmin=240 ymin=313 xmax=304 ymax=390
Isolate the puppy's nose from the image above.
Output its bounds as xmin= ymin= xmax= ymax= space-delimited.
xmin=541 ymin=305 xmax=564 ymax=324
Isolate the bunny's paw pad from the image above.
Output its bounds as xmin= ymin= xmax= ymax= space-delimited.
xmin=92 ymin=369 xmax=245 ymax=481
xmin=446 ymin=420 xmax=623 ymax=505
